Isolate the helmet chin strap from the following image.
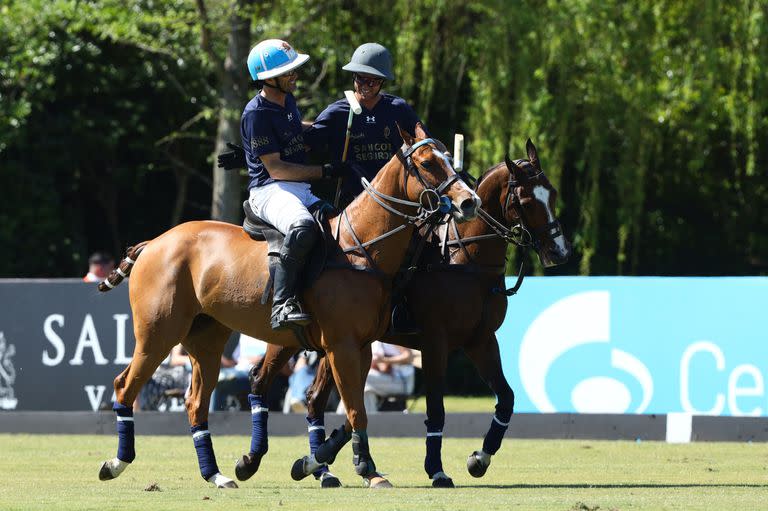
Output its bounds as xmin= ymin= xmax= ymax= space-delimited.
xmin=263 ymin=78 xmax=290 ymax=95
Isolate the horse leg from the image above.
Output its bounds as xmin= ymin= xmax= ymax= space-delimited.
xmin=292 ymin=342 xmax=372 ymax=486
xmin=184 ymin=318 xmax=236 ymax=488
xmin=289 ymin=353 xmax=345 ymax=487
xmin=420 ymin=343 xmax=454 ymax=488
xmin=99 ymin=328 xmax=181 ymax=481
xmin=463 ymin=332 xmax=514 ymax=478
xmin=235 ymin=344 xmax=297 ymax=481
xmin=327 ymin=342 xmax=391 ymax=488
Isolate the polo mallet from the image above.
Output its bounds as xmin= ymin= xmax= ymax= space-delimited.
xmin=453 ymin=133 xmax=464 ymax=172
xmin=334 ymin=90 xmax=363 ymax=208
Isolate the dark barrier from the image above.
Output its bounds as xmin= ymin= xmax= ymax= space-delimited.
xmin=0 ymin=280 xmax=135 ymax=411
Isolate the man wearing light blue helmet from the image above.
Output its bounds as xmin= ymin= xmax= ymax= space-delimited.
xmin=242 ymin=39 xmax=348 ymax=331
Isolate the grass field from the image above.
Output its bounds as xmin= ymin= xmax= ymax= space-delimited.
xmin=1 ymin=434 xmax=766 ymax=511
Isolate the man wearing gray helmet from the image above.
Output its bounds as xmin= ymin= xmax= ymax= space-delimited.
xmin=303 ymin=42 xmax=427 ymax=206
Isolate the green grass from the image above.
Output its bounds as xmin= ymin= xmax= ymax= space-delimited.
xmin=1 ymin=434 xmax=767 ymax=510
xmin=405 ymin=395 xmax=496 ymax=413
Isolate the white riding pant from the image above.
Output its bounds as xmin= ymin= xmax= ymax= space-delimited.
xmin=248 ymin=181 xmax=320 ymax=235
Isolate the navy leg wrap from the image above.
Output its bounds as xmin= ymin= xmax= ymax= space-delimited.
xmin=113 ymin=402 xmax=135 ymax=463
xmin=424 ymin=417 xmax=445 ymax=477
xmin=307 ymin=416 xmax=329 ymax=477
xmin=248 ymin=394 xmax=269 ymax=455
xmin=482 ymin=410 xmax=512 ymax=455
xmin=191 ymin=422 xmax=219 ymax=481
xmin=424 ymin=430 xmax=444 ymax=477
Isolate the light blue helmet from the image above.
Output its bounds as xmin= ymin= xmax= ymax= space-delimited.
xmin=246 ymin=39 xmax=310 ymax=81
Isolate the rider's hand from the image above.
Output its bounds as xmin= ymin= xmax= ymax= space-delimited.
xmin=321 ymin=161 xmax=350 ymax=179
xmin=217 ymin=142 xmax=246 ymax=170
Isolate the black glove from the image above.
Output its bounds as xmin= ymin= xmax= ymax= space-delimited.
xmin=217 ymin=142 xmax=246 ymax=170
xmin=321 ymin=161 xmax=350 ymax=179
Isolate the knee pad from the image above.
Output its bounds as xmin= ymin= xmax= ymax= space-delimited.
xmin=281 ymin=218 xmax=318 ymax=262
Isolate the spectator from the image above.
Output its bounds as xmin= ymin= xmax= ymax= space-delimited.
xmin=337 ymin=341 xmax=416 ymax=413
xmin=283 ymin=351 xmax=319 ymax=413
xmin=136 ymin=343 xmax=191 ymax=411
xmin=83 ymin=252 xmax=115 ymax=282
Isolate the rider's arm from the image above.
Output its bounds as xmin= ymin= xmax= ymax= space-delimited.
xmin=260 ymin=152 xmax=323 ymax=181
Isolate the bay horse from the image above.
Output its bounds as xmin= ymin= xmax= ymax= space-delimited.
xmin=243 ymin=139 xmax=570 ymax=488
xmin=96 ymin=124 xmax=481 ymax=488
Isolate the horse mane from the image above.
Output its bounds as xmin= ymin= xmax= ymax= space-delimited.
xmin=474 ymin=161 xmax=508 ymax=188
xmin=475 ymin=157 xmax=538 ymax=189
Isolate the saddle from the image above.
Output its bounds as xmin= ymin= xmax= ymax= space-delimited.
xmin=242 ymin=200 xmax=341 ymax=305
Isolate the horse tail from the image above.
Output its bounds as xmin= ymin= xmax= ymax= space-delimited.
xmin=98 ymin=241 xmax=150 ymax=292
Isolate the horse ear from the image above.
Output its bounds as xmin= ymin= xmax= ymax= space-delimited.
xmin=397 ymin=122 xmax=415 ymax=146
xmin=526 ymin=138 xmax=540 ymax=170
xmin=414 ymin=122 xmax=428 ymax=139
xmin=504 ymin=153 xmax=522 ymax=180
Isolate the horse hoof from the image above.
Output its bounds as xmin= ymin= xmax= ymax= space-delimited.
xmin=291 ymin=457 xmax=311 ymax=481
xmin=320 ymin=473 xmax=342 ymax=488
xmin=364 ymin=475 xmax=393 ymax=489
xmin=235 ymin=454 xmax=261 ymax=481
xmin=99 ymin=458 xmax=128 ymax=481
xmin=467 ymin=451 xmax=490 ymax=478
xmin=431 ymin=475 xmax=455 ymax=488
xmin=208 ymin=472 xmax=238 ymax=488
xmin=98 ymin=461 xmax=115 ymax=481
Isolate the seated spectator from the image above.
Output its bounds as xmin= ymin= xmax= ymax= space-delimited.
xmin=136 ymin=343 xmax=191 ymax=411
xmin=337 ymin=341 xmax=416 ymax=414
xmin=83 ymin=252 xmax=115 ymax=282
xmin=211 ymin=333 xmax=267 ymax=411
xmin=283 ymin=351 xmax=320 ymax=413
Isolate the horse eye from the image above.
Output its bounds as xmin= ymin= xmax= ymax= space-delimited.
xmin=419 ymin=160 xmax=432 ymax=170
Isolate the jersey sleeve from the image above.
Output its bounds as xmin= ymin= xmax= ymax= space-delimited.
xmin=242 ymin=109 xmax=280 ymax=158
xmin=398 ymin=99 xmax=429 ymax=137
xmin=303 ymin=105 xmax=336 ymax=154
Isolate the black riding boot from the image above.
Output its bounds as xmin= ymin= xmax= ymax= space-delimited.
xmin=270 ymin=219 xmax=317 ymax=331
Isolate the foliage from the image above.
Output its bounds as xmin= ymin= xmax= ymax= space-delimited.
xmin=1 ymin=0 xmax=766 ymax=276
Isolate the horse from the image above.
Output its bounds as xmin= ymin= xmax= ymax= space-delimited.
xmin=243 ymin=139 xmax=571 ymax=488
xmin=96 ymin=123 xmax=481 ymax=488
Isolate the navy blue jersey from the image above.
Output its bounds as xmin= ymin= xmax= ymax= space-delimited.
xmin=303 ymin=94 xmax=423 ymax=197
xmin=241 ymin=93 xmax=306 ymax=189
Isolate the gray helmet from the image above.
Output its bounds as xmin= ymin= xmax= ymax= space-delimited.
xmin=342 ymin=43 xmax=394 ymax=81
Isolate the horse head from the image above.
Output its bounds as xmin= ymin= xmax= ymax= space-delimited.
xmin=501 ymin=139 xmax=571 ymax=267
xmin=397 ymin=123 xmax=481 ymax=222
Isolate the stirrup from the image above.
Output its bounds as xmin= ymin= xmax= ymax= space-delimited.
xmin=271 ymin=298 xmax=312 ymax=330
xmin=388 ymin=302 xmax=420 ymax=336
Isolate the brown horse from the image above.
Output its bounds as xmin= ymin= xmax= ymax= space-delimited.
xmin=96 ymin=124 xmax=481 ymax=488
xmin=244 ymin=139 xmax=570 ymax=488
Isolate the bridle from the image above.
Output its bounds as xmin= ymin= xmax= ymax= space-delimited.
xmin=336 ymin=137 xmax=465 ymax=271
xmin=439 ymin=161 xmax=562 ymax=296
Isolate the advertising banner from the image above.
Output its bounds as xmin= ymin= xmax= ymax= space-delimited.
xmin=1 ymin=277 xmax=766 ymax=414
xmin=497 ymin=277 xmax=768 ymax=416
xmin=0 ymin=281 xmax=135 ymax=411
